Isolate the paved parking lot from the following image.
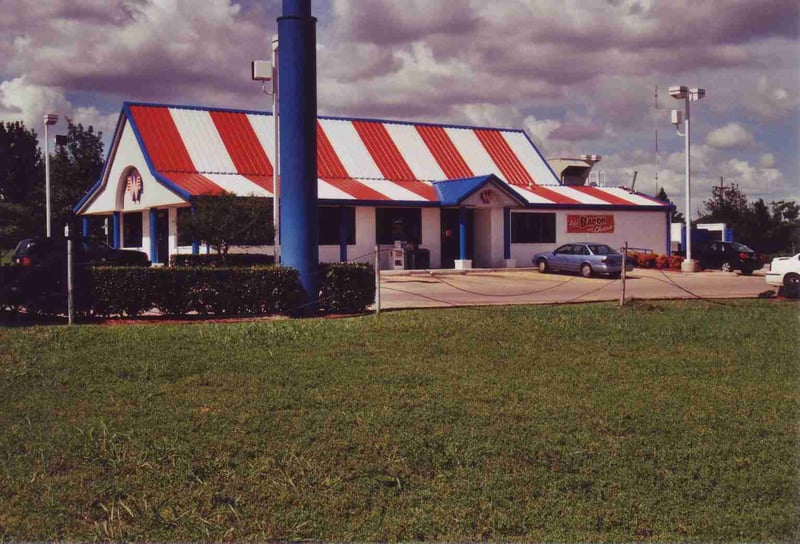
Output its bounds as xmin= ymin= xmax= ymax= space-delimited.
xmin=378 ymin=267 xmax=770 ymax=309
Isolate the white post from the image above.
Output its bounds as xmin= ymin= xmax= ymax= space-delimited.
xmin=66 ymin=224 xmax=74 ymax=325
xmin=375 ymin=245 xmax=381 ymax=316
xmin=272 ymin=35 xmax=281 ymax=265
xmin=44 ymin=121 xmax=51 ymax=237
xmin=684 ymin=94 xmax=692 ymax=265
xmin=620 ymin=241 xmax=627 ymax=308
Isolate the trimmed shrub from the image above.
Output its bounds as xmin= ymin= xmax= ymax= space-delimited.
xmin=91 ymin=267 xmax=154 ymax=316
xmin=656 ymin=254 xmax=671 ymax=269
xmin=319 ymin=262 xmax=375 ymax=314
xmin=669 ymin=255 xmax=684 ymax=269
xmin=169 ymin=254 xmax=275 ymax=268
xmin=0 ymin=265 xmax=24 ymax=310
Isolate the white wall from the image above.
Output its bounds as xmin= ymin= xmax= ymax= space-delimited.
xmin=82 ymin=121 xmax=186 ymax=215
xmin=511 ymin=209 xmax=669 ymax=267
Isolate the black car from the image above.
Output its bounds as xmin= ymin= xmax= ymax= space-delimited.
xmin=691 ymin=241 xmax=761 ymax=275
xmin=6 ymin=237 xmax=149 ymax=314
xmin=12 ymin=237 xmax=150 ymax=268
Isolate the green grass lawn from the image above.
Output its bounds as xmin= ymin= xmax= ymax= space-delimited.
xmin=0 ymin=300 xmax=797 ymax=541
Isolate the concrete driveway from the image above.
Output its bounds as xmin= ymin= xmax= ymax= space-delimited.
xmin=378 ymin=267 xmax=771 ymax=309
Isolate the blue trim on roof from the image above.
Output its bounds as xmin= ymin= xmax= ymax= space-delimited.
xmin=123 ymin=103 xmax=192 ymax=201
xmin=433 ymin=174 xmax=528 ymax=207
xmin=73 ymin=110 xmax=128 ymax=213
xmin=120 ymin=100 xmax=527 ymax=134
xmin=519 ymin=130 xmax=564 ymax=186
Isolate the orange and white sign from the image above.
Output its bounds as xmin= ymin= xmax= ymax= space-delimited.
xmin=567 ymin=214 xmax=614 ymax=233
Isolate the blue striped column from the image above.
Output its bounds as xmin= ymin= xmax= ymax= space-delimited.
xmin=81 ymin=216 xmax=90 ymax=238
xmin=191 ymin=206 xmax=199 ymax=255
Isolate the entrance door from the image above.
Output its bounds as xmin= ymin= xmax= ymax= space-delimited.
xmin=156 ymin=209 xmax=169 ymax=264
xmin=440 ymin=208 xmax=474 ymax=269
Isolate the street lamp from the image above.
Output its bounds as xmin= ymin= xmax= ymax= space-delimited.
xmin=669 ymin=85 xmax=705 ymax=272
xmin=43 ymin=113 xmax=58 ymax=237
xmin=252 ymin=35 xmax=280 ymax=264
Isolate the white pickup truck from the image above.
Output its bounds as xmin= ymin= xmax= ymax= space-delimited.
xmin=766 ymin=253 xmax=800 ymax=298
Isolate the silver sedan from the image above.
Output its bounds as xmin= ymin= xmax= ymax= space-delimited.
xmin=532 ymin=243 xmax=633 ymax=278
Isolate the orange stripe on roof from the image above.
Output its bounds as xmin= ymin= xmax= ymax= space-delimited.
xmin=474 ymin=129 xmax=534 ymax=186
xmin=352 ymin=121 xmax=417 ymax=181
xmin=391 ymin=180 xmax=438 ymax=201
xmin=162 ymin=173 xmax=226 ymax=196
xmin=129 ymin=106 xmax=195 ymax=172
xmin=571 ymin=186 xmax=638 ymax=205
xmin=210 ymin=111 xmax=272 ymax=176
xmin=321 ymin=177 xmax=390 ymax=200
xmin=415 ymin=125 xmax=473 ymax=180
xmin=316 ymin=122 xmax=350 ymax=178
xmin=527 ymin=185 xmax=582 ymax=205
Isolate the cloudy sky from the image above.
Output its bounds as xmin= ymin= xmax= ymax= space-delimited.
xmin=1 ymin=0 xmax=797 ymax=217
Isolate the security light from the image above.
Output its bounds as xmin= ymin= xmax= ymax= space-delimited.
xmin=670 ymin=109 xmax=683 ymax=127
xmin=689 ymin=88 xmax=706 ymax=101
xmin=668 ymin=85 xmax=688 ymax=99
xmin=43 ymin=113 xmax=58 ymax=125
xmin=251 ymin=60 xmax=272 ymax=81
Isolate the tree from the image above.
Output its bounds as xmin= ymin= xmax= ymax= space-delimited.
xmin=49 ymin=119 xmax=104 ymax=232
xmin=0 ymin=121 xmax=43 ymax=206
xmin=701 ymin=183 xmax=750 ymax=227
xmin=655 ymin=187 xmax=684 ymax=223
xmin=177 ymin=195 xmax=274 ymax=260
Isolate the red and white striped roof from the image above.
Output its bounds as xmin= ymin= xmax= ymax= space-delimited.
xmin=124 ymin=103 xmax=667 ymax=208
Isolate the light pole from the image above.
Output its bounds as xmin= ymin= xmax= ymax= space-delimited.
xmin=252 ymin=34 xmax=281 ymax=264
xmin=43 ymin=113 xmax=58 ymax=237
xmin=669 ymin=85 xmax=705 ymax=272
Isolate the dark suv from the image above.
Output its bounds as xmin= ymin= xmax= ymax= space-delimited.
xmin=12 ymin=237 xmax=150 ymax=268
xmin=691 ymin=241 xmax=761 ymax=275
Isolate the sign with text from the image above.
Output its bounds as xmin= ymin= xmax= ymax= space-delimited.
xmin=567 ymin=214 xmax=615 ymax=233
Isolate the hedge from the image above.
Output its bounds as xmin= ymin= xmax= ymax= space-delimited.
xmin=169 ymin=253 xmax=275 ymax=267
xmin=4 ymin=262 xmax=375 ymax=317
xmin=319 ymin=262 xmax=375 ymax=314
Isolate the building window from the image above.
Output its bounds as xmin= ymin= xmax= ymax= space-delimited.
xmin=318 ymin=206 xmax=355 ymax=246
xmin=376 ymin=208 xmax=421 ymax=245
xmin=177 ymin=207 xmax=193 ymax=246
xmin=511 ymin=212 xmax=556 ymax=243
xmin=122 ymin=212 xmax=143 ymax=248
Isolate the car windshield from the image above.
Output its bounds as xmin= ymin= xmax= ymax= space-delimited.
xmin=731 ymin=242 xmax=753 ymax=252
xmin=588 ymin=244 xmax=616 ymax=255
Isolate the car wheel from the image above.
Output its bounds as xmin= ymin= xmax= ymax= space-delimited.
xmin=783 ymin=273 xmax=800 ymax=299
xmin=537 ymin=259 xmax=549 ymax=273
xmin=721 ymin=261 xmax=733 ymax=273
xmin=580 ymin=263 xmax=592 ymax=278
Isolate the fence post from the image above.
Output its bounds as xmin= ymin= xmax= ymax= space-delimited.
xmin=66 ymin=224 xmax=74 ymax=325
xmin=620 ymin=241 xmax=628 ymax=308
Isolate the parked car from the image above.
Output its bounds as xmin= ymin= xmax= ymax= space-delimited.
xmin=533 ymin=242 xmax=633 ymax=278
xmin=7 ymin=237 xmax=149 ymax=314
xmin=766 ymin=253 xmax=800 ymax=298
xmin=689 ymin=241 xmax=761 ymax=274
xmin=12 ymin=236 xmax=150 ymax=268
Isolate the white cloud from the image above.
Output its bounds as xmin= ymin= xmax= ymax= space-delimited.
xmin=705 ymin=122 xmax=757 ymax=149
xmin=523 ymin=115 xmax=562 ymax=154
xmin=746 ymin=75 xmax=799 ymax=121
xmin=759 ymin=153 xmax=776 ymax=168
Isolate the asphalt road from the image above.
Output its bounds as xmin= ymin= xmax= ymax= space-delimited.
xmin=378 ymin=267 xmax=772 ymax=309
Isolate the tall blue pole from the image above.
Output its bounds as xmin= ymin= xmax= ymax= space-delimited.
xmin=279 ymin=0 xmax=319 ymax=312
xmin=112 ymin=212 xmax=120 ymax=249
xmin=150 ymin=208 xmax=158 ymax=263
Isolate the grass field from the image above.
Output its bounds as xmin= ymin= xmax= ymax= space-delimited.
xmin=0 ymin=300 xmax=797 ymax=541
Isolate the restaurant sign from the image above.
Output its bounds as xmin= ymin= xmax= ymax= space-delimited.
xmin=567 ymin=214 xmax=614 ymax=233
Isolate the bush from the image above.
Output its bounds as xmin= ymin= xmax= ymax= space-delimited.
xmin=92 ymin=266 xmax=305 ymax=318
xmin=169 ymin=253 xmax=275 ymax=267
xmin=319 ymin=262 xmax=375 ymax=314
xmin=636 ymin=253 xmax=658 ymax=268
xmin=91 ymin=267 xmax=153 ymax=316
xmin=669 ymin=255 xmax=684 ymax=269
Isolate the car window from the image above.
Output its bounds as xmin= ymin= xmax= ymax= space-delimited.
xmin=554 ymin=245 xmax=571 ymax=255
xmin=588 ymin=244 xmax=613 ymax=255
xmin=574 ymin=245 xmax=589 ymax=255
xmin=731 ymin=242 xmax=753 ymax=252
